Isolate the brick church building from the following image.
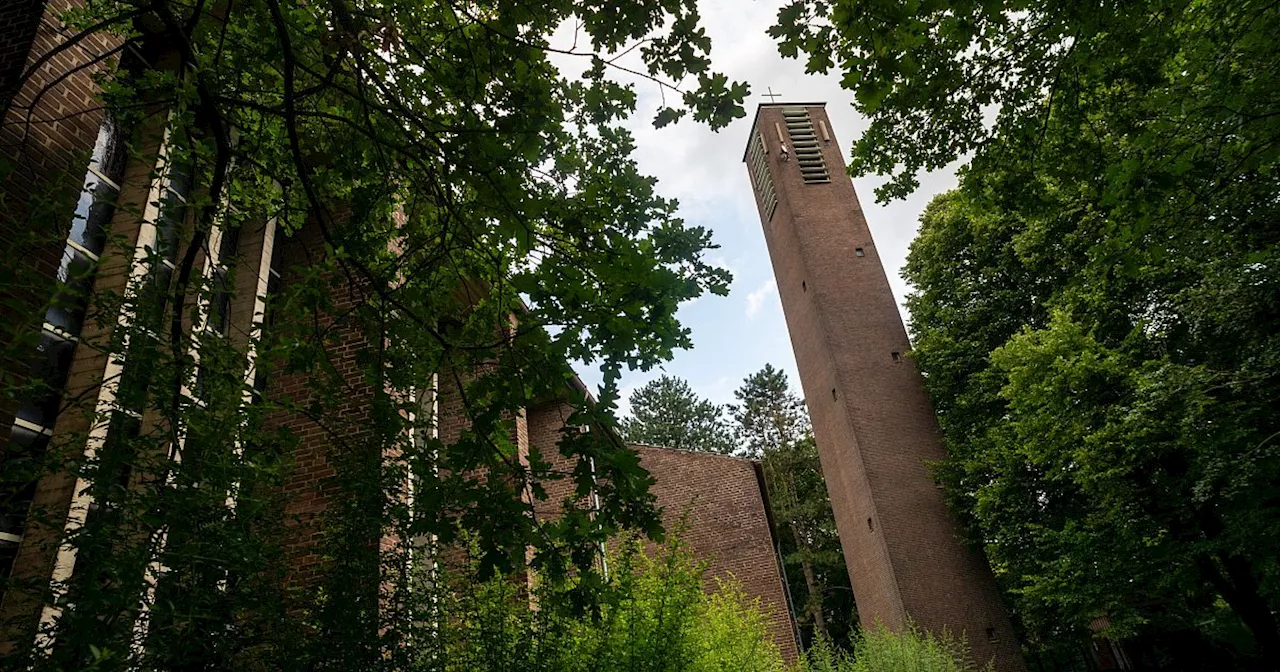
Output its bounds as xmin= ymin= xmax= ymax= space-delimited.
xmin=2 ymin=1 xmax=1061 ymax=670
xmin=0 ymin=0 xmax=798 ymax=663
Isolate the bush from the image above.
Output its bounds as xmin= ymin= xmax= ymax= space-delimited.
xmin=432 ymin=535 xmax=786 ymax=672
xmin=800 ymin=623 xmax=987 ymax=672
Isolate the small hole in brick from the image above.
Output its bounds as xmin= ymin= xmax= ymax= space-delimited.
xmin=802 ymin=280 xmax=807 ymax=292
xmin=891 ymin=351 xmax=902 ymax=362
xmin=867 ymin=517 xmax=874 ymax=532
xmin=986 ymin=627 xmax=997 ymax=642
xmin=855 ymin=247 xmax=865 ymax=257
xmin=831 ymin=388 xmax=838 ymax=401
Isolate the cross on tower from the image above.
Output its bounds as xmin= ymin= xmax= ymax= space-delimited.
xmin=762 ymin=87 xmax=782 ymax=103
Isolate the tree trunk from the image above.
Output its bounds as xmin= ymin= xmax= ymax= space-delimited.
xmin=791 ymin=523 xmax=827 ymax=640
xmin=1197 ymin=553 xmax=1280 ymax=664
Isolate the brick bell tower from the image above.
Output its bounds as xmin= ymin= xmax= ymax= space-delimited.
xmin=742 ymin=103 xmax=1026 ymax=671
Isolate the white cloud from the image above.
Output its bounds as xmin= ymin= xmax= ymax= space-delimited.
xmin=705 ymin=374 xmax=739 ymax=407
xmin=615 ymin=383 xmax=638 ymax=419
xmin=557 ymin=0 xmax=962 ymax=417
xmin=745 ymin=279 xmax=776 ymax=319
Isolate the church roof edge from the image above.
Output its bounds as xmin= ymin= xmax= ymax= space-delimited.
xmin=628 ymin=442 xmax=759 ymax=464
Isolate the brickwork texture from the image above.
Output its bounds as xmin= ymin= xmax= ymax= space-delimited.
xmin=0 ymin=18 xmax=811 ymax=663
xmin=0 ymin=0 xmax=120 ymax=451
xmin=744 ymin=103 xmax=1026 ymax=671
xmin=633 ymin=444 xmax=800 ymax=663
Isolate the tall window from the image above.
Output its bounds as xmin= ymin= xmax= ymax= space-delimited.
xmin=32 ymin=130 xmax=197 ymax=656
xmin=0 ymin=116 xmax=127 ymax=581
xmin=134 ymin=216 xmax=281 ymax=657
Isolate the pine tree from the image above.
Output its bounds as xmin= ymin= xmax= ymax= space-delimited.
xmin=621 ymin=375 xmax=737 ymax=455
xmin=731 ymin=365 xmax=855 ymax=649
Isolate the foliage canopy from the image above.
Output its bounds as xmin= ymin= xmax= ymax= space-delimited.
xmin=1 ymin=0 xmax=748 ymax=667
xmin=770 ymin=0 xmax=1280 ymax=664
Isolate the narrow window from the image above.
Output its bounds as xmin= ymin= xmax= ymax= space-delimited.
xmin=891 ymin=351 xmax=903 ymax=363
xmin=252 ymin=227 xmax=284 ymax=399
xmin=1 ymin=116 xmax=128 ymax=588
xmin=855 ymin=247 xmax=865 ymax=257
xmin=746 ymin=132 xmax=778 ymax=220
xmin=801 ymin=280 xmax=807 ymax=293
xmin=867 ymin=517 xmax=874 ymax=532
xmin=831 ymin=388 xmax=838 ymax=402
xmin=208 ymin=268 xmax=231 ymax=336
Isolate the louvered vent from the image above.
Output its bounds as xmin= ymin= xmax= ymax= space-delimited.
xmin=782 ymin=108 xmax=829 ymax=184
xmin=747 ymin=131 xmax=777 ymax=220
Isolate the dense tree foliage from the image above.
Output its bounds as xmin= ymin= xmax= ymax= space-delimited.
xmin=621 ymin=375 xmax=736 ymax=455
xmin=769 ymin=0 xmax=1280 ymax=666
xmin=731 ymin=365 xmax=855 ymax=652
xmin=1 ymin=0 xmax=747 ymax=667
xmin=907 ymin=190 xmax=1280 ymax=667
xmin=772 ymin=0 xmax=1280 ymax=204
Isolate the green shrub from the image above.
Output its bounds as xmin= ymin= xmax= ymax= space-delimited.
xmin=432 ymin=535 xmax=785 ymax=672
xmin=690 ymin=579 xmax=785 ymax=672
xmin=799 ymin=623 xmax=988 ymax=672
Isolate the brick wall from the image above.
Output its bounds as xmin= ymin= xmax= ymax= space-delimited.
xmin=264 ymin=219 xmax=383 ymax=597
xmin=743 ymin=103 xmax=1025 ymax=671
xmin=0 ymin=0 xmax=120 ymax=450
xmin=527 ymin=405 xmax=801 ymax=662
xmin=0 ymin=1 xmax=46 ymax=112
xmin=526 ymin=401 xmax=586 ymax=520
xmin=632 ymin=444 xmax=800 ymax=663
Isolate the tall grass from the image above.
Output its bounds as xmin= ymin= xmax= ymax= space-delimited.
xmin=799 ymin=623 xmax=990 ymax=672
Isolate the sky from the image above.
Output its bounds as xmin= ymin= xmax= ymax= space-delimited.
xmin=551 ymin=1 xmax=960 ymax=416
